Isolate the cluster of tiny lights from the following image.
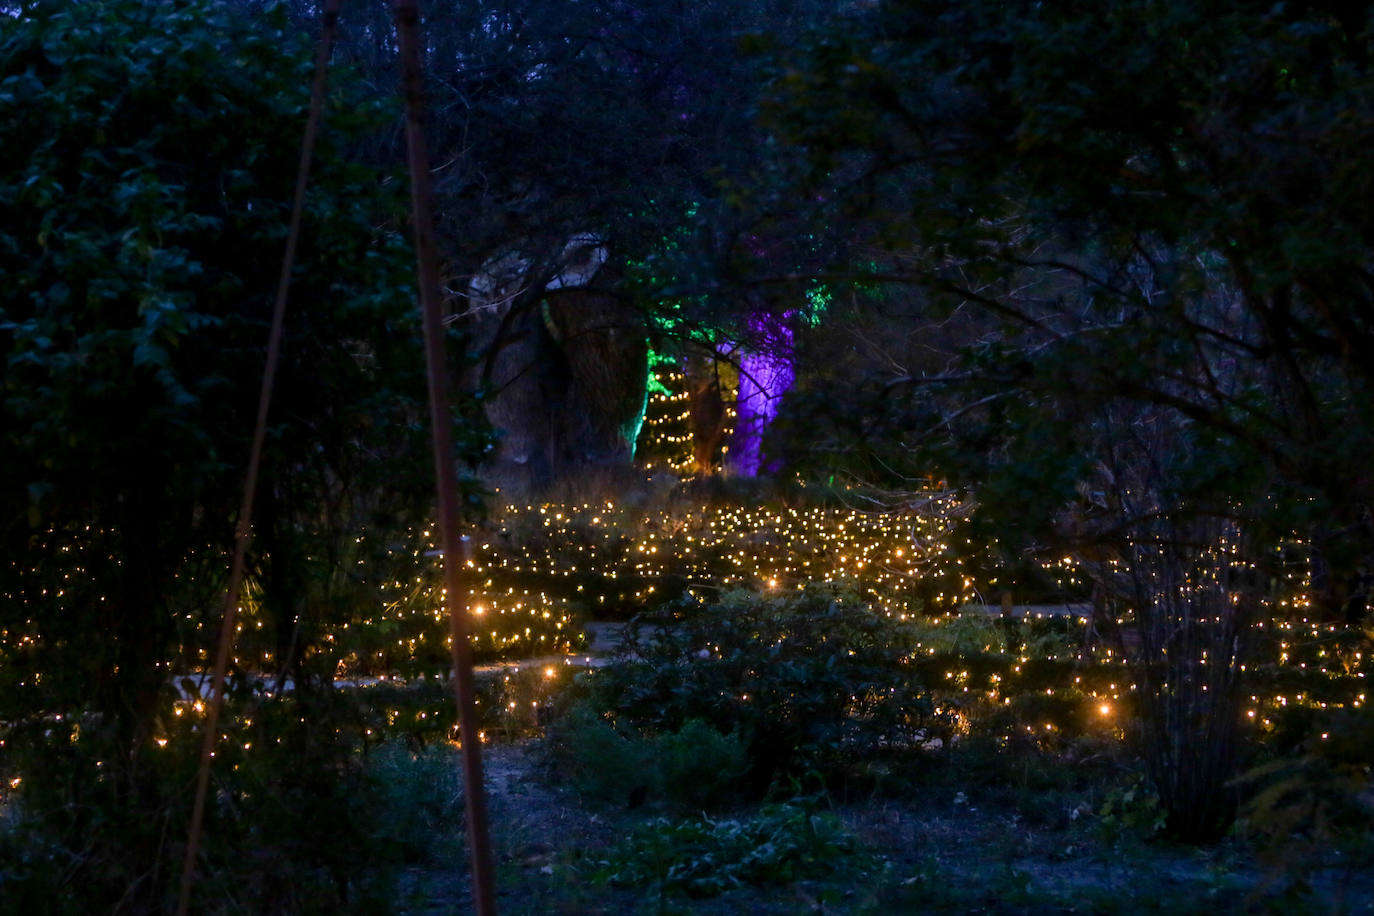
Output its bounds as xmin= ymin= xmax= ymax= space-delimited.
xmin=635 ymin=365 xmax=737 ymax=475
xmin=469 ymin=498 xmax=975 ymax=615
xmin=0 ymin=513 xmax=1369 ymax=775
xmin=638 ymin=384 xmax=699 ymax=475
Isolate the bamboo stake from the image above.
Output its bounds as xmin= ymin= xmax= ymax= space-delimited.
xmin=393 ymin=1 xmax=499 ymax=913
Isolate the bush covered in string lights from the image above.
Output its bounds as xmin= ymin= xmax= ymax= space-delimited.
xmin=161 ymin=490 xmax=981 ymax=679
xmin=133 ymin=487 xmax=974 ymax=681
xmin=468 ymin=494 xmax=976 ymax=618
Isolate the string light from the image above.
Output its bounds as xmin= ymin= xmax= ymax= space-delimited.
xmin=1 ymin=504 xmax=1367 ymax=767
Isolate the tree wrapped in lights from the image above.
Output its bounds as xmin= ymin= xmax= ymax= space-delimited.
xmin=636 ymin=352 xmax=709 ymax=476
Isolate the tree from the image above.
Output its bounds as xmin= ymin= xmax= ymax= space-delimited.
xmin=762 ymin=0 xmax=1374 ymax=838
xmin=0 ymin=0 xmax=438 ymax=902
xmin=291 ymin=0 xmax=847 ymax=489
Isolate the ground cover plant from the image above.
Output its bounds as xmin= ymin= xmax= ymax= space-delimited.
xmin=593 ymin=798 xmax=879 ymax=899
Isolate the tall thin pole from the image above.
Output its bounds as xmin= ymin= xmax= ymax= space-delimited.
xmin=393 ymin=2 xmax=498 ymax=913
xmin=175 ymin=2 xmax=341 ymax=913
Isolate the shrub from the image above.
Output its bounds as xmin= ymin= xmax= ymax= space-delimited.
xmin=657 ymin=718 xmax=751 ymax=810
xmin=1234 ymin=706 xmax=1374 ymax=903
xmin=571 ymin=585 xmax=935 ymax=789
xmin=544 ymin=707 xmax=748 ymax=810
xmin=1097 ymin=773 xmax=1167 ymax=844
xmin=544 ymin=704 xmax=658 ymax=807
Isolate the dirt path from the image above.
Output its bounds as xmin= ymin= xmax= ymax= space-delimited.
xmin=402 ymin=738 xmax=1374 ymax=915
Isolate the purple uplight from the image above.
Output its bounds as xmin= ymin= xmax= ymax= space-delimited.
xmin=727 ymin=313 xmax=794 ymax=477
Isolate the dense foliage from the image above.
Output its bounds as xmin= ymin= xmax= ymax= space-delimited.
xmin=0 ymin=0 xmax=450 ymax=907
xmin=569 ymin=586 xmax=936 ymax=790
xmin=755 ymin=0 xmax=1374 ymax=840
xmin=767 ymin=0 xmax=1374 ymax=573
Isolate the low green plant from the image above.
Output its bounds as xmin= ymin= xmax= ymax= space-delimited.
xmin=1233 ymin=706 xmax=1374 ymax=907
xmin=593 ymin=799 xmax=879 ymax=898
xmin=362 ymin=741 xmax=465 ymax=864
xmin=1098 ymin=773 xmax=1166 ymax=843
xmin=656 ymin=718 xmax=751 ymax=810
xmin=545 ymin=704 xmax=658 ymax=807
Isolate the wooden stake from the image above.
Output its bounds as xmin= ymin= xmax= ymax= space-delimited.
xmin=394 ymin=1 xmax=499 ymax=913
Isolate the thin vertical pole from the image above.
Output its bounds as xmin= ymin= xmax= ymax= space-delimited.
xmin=175 ymin=2 xmax=341 ymax=913
xmin=393 ymin=2 xmax=498 ymax=913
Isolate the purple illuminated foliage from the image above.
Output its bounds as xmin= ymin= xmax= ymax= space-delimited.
xmin=726 ymin=313 xmax=795 ymax=477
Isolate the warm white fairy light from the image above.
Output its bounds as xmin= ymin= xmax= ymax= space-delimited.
xmin=1 ymin=509 xmax=1368 ymax=770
